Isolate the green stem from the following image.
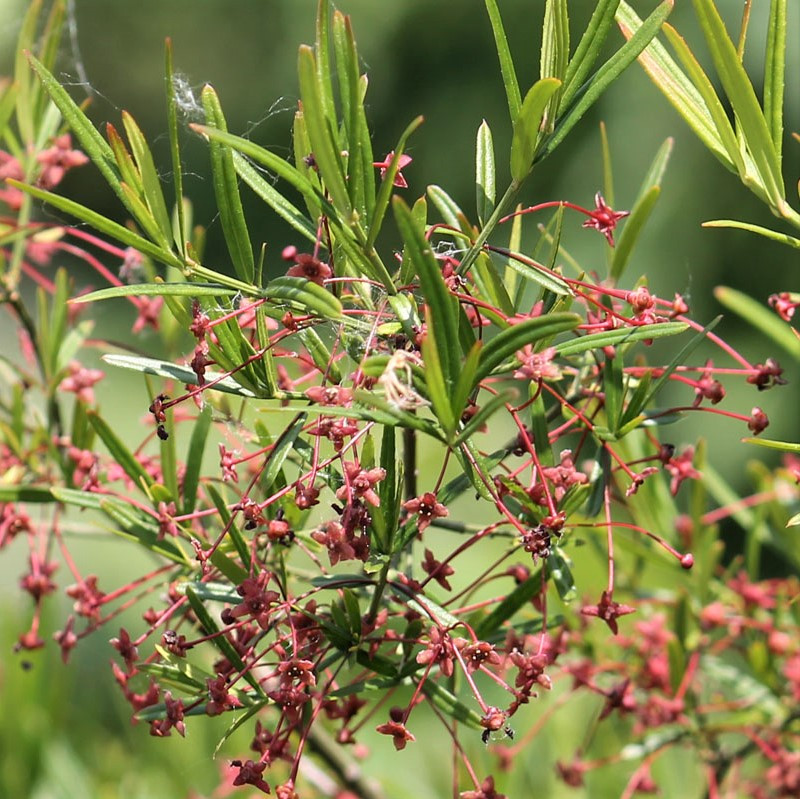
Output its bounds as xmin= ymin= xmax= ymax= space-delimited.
xmin=456 ymin=180 xmax=522 ymax=277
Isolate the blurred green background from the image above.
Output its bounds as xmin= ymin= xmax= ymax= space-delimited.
xmin=0 ymin=0 xmax=797 ymax=796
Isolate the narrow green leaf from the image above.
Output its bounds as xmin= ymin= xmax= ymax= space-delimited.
xmin=106 ymin=123 xmax=144 ymax=196
xmin=475 ymin=120 xmax=496 ymax=227
xmin=26 ymin=53 xmax=123 ymax=195
xmin=539 ymin=0 xmax=569 ymax=131
xmin=453 ymin=390 xmax=513 ymax=446
xmin=661 ymin=24 xmax=744 ymax=175
xmin=185 ymin=585 xmax=263 ymax=694
xmin=297 ymin=45 xmax=351 ymax=217
xmin=421 ymin=679 xmax=483 ymax=730
xmin=393 ymin=196 xmax=460 ymax=385
xmin=201 ymin=85 xmax=255 ymax=284
xmin=741 ymin=438 xmax=800 ymax=454
xmin=616 ymin=2 xmax=731 ymax=168
xmin=102 ymin=353 xmax=259 ymax=398
xmin=714 ymin=286 xmax=800 ymax=359
xmin=510 ymin=77 xmax=562 ymax=182
xmin=262 ymin=275 xmax=342 ymax=320
xmin=333 ymin=10 xmax=375 ymax=219
xmin=232 ymin=152 xmax=316 ymax=243
xmin=475 ymin=570 xmax=542 ymax=638
xmin=87 ymin=410 xmax=154 ymax=492
xmin=0 ymin=485 xmax=55 ymax=503
xmin=262 ymin=414 xmax=306 ymax=494
xmin=165 ymin=38 xmax=186 ymax=253
xmin=610 ymin=185 xmax=660 ymax=281
xmin=72 ymin=282 xmax=239 ymax=304
xmin=483 ymin=0 xmax=522 ymax=122
xmin=702 ymin=219 xmax=800 ymax=249
xmin=7 ymin=179 xmax=183 ymax=269
xmin=452 ymin=340 xmax=483 ymax=426
xmin=421 ymin=307 xmax=456 ymax=437
xmin=193 ymin=124 xmax=323 ymax=215
xmin=99 ymin=498 xmax=187 ymax=564
xmin=763 ymin=0 xmax=786 ymax=160
xmin=15 ymin=0 xmax=43 ymax=144
xmin=474 ymin=313 xmax=580 ymax=384
xmin=206 ymin=483 xmax=250 ymax=565
xmin=119 ymin=181 xmax=172 ymax=249
xmin=547 ymin=548 xmax=577 ymax=602
xmin=122 ymin=111 xmax=174 ymax=249
xmin=562 ymin=0 xmax=621 ymax=109
xmin=604 ymin=350 xmax=623 ymax=431
xmin=542 ymin=1 xmax=674 ymax=160
xmin=692 ymin=0 xmax=784 ymax=203
xmin=182 ymin=405 xmax=212 ymax=515
xmin=555 ymin=321 xmax=688 ymax=357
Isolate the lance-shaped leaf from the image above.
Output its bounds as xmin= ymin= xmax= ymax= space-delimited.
xmin=333 ymin=9 xmax=375 ymax=220
xmin=261 ymin=275 xmax=342 ymax=320
xmin=421 ymin=307 xmax=456 ymax=437
xmin=233 ymin=150 xmax=317 ymax=244
xmin=72 ymin=282 xmax=240 ymax=304
xmin=541 ymin=0 xmax=674 ymax=160
xmin=510 ymin=78 xmax=561 ymax=183
xmin=393 ymin=196 xmax=460 ymax=385
xmin=122 ymin=111 xmax=174 ymax=249
xmin=616 ymin=2 xmax=730 ymax=168
xmin=201 ymin=86 xmax=255 ymax=284
xmin=692 ymin=0 xmax=784 ymax=205
xmin=297 ymin=44 xmax=351 ymax=218
xmin=764 ymin=0 xmax=786 ymax=160
xmin=473 ymin=312 xmax=580 ymax=385
xmin=702 ymin=219 xmax=800 ymax=249
xmin=483 ymin=0 xmax=522 ymax=122
xmin=165 ymin=38 xmax=186 ymax=253
xmin=475 ymin=120 xmax=496 ymax=227
xmin=182 ymin=405 xmax=212 ymax=516
xmin=539 ymin=0 xmax=569 ymax=133
xmin=611 ymin=137 xmax=672 ymax=281
xmin=555 ymin=321 xmax=687 ymax=357
xmin=561 ymin=0 xmax=621 ymax=110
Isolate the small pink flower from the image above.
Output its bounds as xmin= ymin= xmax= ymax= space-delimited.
xmin=403 ymin=492 xmax=448 ymax=532
xmin=36 ymin=133 xmax=89 ymax=189
xmin=580 ymin=590 xmax=635 ymax=634
xmin=513 ymin=345 xmax=561 ymax=381
xmin=582 ymin=192 xmax=629 ymax=246
xmin=60 ymin=360 xmax=105 ymax=404
xmin=373 ymin=151 xmax=412 ymax=188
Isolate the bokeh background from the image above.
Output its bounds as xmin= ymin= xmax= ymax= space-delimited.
xmin=1 ymin=1 xmax=798 ymax=796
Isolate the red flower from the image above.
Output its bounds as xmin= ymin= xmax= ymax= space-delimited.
xmin=580 ymin=590 xmax=635 ymax=634
xmin=460 ymin=776 xmax=507 ymax=799
xmin=376 ymin=719 xmax=415 ymax=750
xmin=373 ymin=151 xmax=412 ymax=188
xmin=403 ymin=492 xmax=449 ymax=533
xmin=421 ymin=548 xmax=455 ymax=590
xmin=582 ymin=192 xmax=629 ymax=246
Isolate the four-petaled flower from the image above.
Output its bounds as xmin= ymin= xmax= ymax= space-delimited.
xmin=421 ymin=548 xmax=455 ymax=590
xmin=336 ymin=462 xmax=386 ymax=507
xmin=403 ymin=492 xmax=448 ymax=533
xmin=376 ymin=717 xmax=415 ymax=750
xmin=513 ymin=345 xmax=561 ymax=382
xmin=60 ymin=361 xmax=105 ymax=404
xmin=580 ymin=590 xmax=636 ymax=634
